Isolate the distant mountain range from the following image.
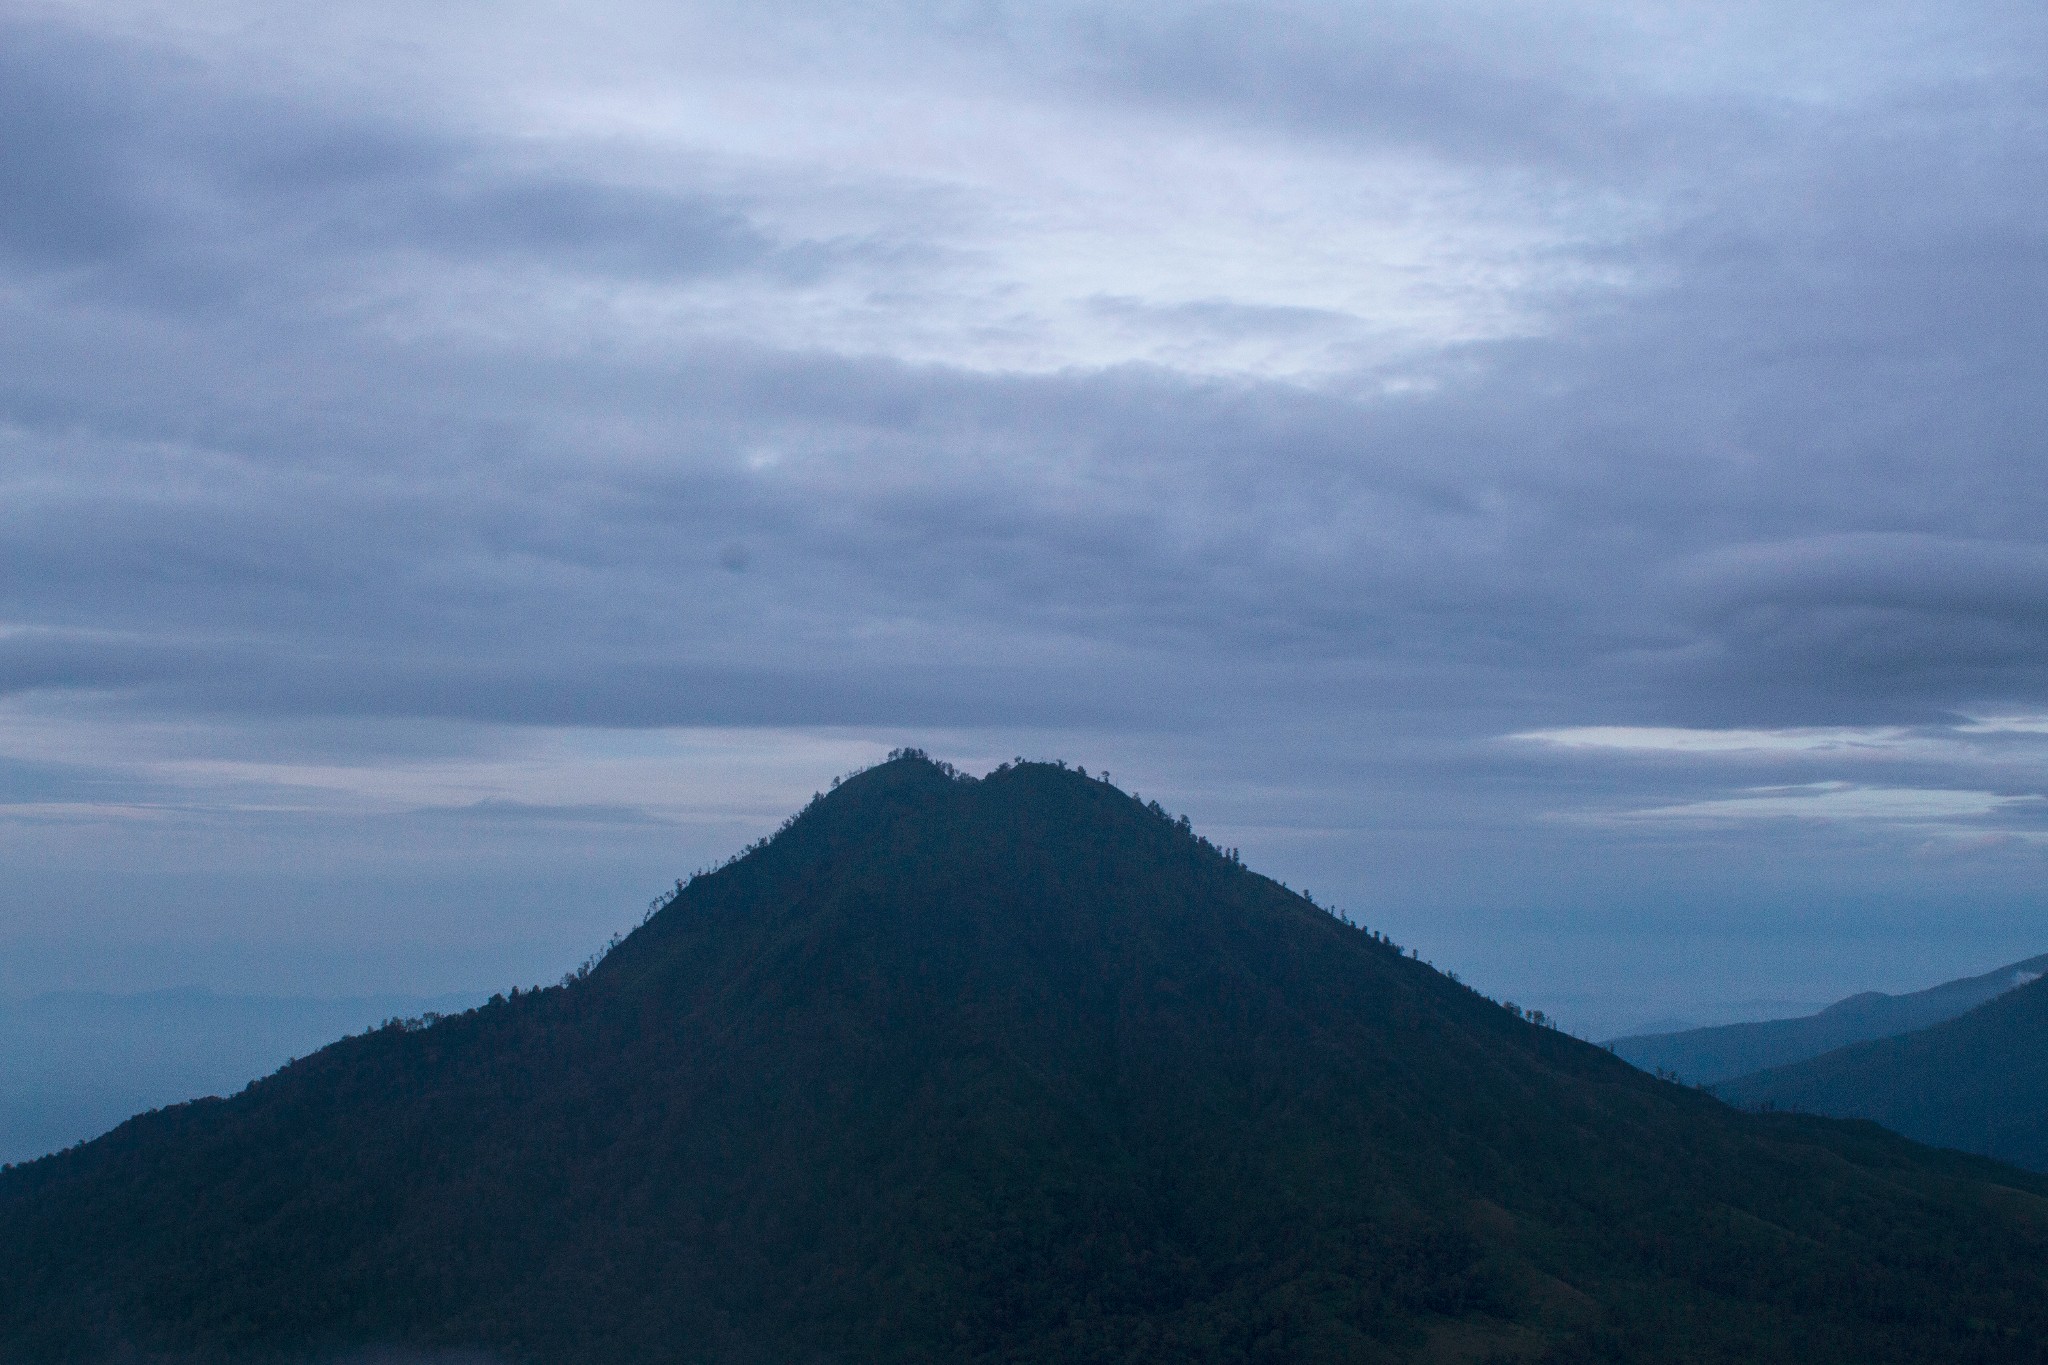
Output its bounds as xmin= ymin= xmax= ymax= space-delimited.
xmin=6 ymin=754 xmax=2048 ymax=1362
xmin=1717 ymin=971 xmax=2048 ymax=1172
xmin=1607 ymin=952 xmax=2048 ymax=1086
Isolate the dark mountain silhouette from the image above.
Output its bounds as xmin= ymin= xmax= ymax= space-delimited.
xmin=5 ymin=753 xmax=2048 ymax=1364
xmin=1717 ymin=970 xmax=2048 ymax=1172
xmin=1609 ymin=953 xmax=2048 ymax=1085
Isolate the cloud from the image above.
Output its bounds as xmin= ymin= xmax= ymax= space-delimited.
xmin=0 ymin=24 xmax=154 ymax=268
xmin=1 ymin=3 xmax=2042 ymax=743
xmin=1681 ymin=536 xmax=2048 ymax=616
xmin=7 ymin=0 xmax=2048 ymax=737
xmin=1667 ymin=537 xmax=2048 ymax=706
xmin=1512 ymin=716 xmax=2048 ymax=847
xmin=1511 ymin=725 xmax=1921 ymax=757
xmin=1618 ymin=782 xmax=2047 ymax=829
xmin=7 ymin=0 xmax=2048 ymax=1023
xmin=1038 ymin=0 xmax=1669 ymax=172
xmin=1959 ymin=715 xmax=2048 ymax=735
xmin=425 ymin=799 xmax=668 ymax=826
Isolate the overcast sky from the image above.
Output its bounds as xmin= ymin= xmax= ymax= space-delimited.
xmin=7 ymin=0 xmax=2048 ymax=1036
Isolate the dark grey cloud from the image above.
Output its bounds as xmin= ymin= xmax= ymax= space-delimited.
xmin=0 ymin=339 xmax=1603 ymax=728
xmin=0 ymin=12 xmax=845 ymax=323
xmin=1046 ymin=0 xmax=1664 ymax=171
xmin=0 ymin=630 xmax=209 ymax=696
xmin=232 ymin=125 xmax=794 ymax=283
xmin=0 ymin=20 xmax=170 ymax=268
xmin=1677 ymin=536 xmax=2048 ymax=707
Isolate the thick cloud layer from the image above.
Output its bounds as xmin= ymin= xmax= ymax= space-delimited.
xmin=6 ymin=0 xmax=2048 ymax=1034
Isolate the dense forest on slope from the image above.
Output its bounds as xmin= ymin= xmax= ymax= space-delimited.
xmin=1718 ymin=970 xmax=2048 ymax=1173
xmin=4 ymin=754 xmax=2048 ymax=1364
xmin=1610 ymin=953 xmax=2048 ymax=1085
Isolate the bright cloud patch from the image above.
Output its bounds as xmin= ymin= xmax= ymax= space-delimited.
xmin=1622 ymin=782 xmax=2045 ymax=825
xmin=1514 ymin=723 xmax=2048 ymax=841
xmin=1956 ymin=715 xmax=2048 ymax=736
xmin=1510 ymin=726 xmax=1918 ymax=755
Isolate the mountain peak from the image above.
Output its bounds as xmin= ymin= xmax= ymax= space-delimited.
xmin=7 ymin=758 xmax=2048 ymax=1364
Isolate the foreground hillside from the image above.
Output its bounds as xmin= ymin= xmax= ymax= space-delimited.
xmin=1610 ymin=953 xmax=2048 ymax=1086
xmin=4 ymin=754 xmax=2048 ymax=1364
xmin=1718 ymin=971 xmax=2048 ymax=1172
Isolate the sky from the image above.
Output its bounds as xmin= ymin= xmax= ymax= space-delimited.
xmin=7 ymin=0 xmax=2048 ymax=1038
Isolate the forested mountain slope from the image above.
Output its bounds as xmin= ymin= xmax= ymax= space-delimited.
xmin=1610 ymin=953 xmax=2048 ymax=1085
xmin=5 ymin=754 xmax=2048 ymax=1364
xmin=1718 ymin=970 xmax=2048 ymax=1173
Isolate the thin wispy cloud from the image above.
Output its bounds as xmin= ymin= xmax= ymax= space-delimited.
xmin=1511 ymin=726 xmax=1924 ymax=756
xmin=1621 ymin=783 xmax=2047 ymax=830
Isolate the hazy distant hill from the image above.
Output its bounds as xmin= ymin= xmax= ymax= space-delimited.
xmin=1608 ymin=953 xmax=2048 ymax=1085
xmin=0 ymin=988 xmax=479 ymax=1166
xmin=6 ymin=754 xmax=2048 ymax=1363
xmin=1717 ymin=971 xmax=2048 ymax=1172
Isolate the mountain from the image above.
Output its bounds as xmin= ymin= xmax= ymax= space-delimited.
xmin=6 ymin=753 xmax=2048 ymax=1364
xmin=1608 ymin=954 xmax=2048 ymax=1085
xmin=1717 ymin=970 xmax=2048 ymax=1172
xmin=0 ymin=989 xmax=482 ymax=1166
